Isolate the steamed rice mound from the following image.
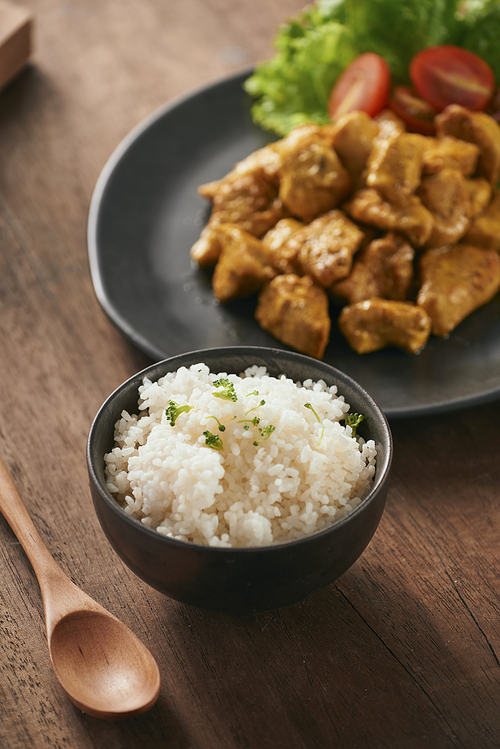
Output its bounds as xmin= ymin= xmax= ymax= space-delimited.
xmin=104 ymin=363 xmax=377 ymax=548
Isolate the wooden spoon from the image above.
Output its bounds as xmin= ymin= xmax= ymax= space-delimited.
xmin=0 ymin=456 xmax=161 ymax=719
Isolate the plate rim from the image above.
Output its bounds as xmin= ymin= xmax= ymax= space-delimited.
xmin=87 ymin=65 xmax=255 ymax=356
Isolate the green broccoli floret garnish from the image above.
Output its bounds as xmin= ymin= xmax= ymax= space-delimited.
xmin=344 ymin=413 xmax=365 ymax=437
xmin=237 ymin=416 xmax=260 ymax=428
xmin=212 ymin=378 xmax=237 ymax=402
xmin=205 ymin=415 xmax=226 ymax=432
xmin=245 ymin=399 xmax=265 ymax=415
xmin=304 ymin=402 xmax=325 ymax=446
xmin=253 ymin=424 xmax=275 ymax=447
xmin=165 ymin=400 xmax=194 ymax=426
xmin=203 ymin=430 xmax=224 ymax=451
xmin=245 ymin=389 xmax=259 ymax=397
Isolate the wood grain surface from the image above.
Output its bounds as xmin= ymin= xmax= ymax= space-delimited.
xmin=0 ymin=1 xmax=499 ymax=747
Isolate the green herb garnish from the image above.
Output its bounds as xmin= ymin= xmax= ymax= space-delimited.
xmin=344 ymin=413 xmax=365 ymax=437
xmin=238 ymin=417 xmax=261 ymax=427
xmin=203 ymin=430 xmax=224 ymax=451
xmin=165 ymin=400 xmax=194 ymax=426
xmin=212 ymin=378 xmax=237 ymax=402
xmin=253 ymin=424 xmax=275 ymax=447
xmin=245 ymin=399 xmax=265 ymax=415
xmin=304 ymin=402 xmax=320 ymax=421
xmin=238 ymin=416 xmax=261 ymax=432
xmin=304 ymin=402 xmax=325 ymax=447
xmin=206 ymin=415 xmax=226 ymax=432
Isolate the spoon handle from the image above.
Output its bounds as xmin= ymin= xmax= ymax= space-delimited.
xmin=0 ymin=456 xmax=102 ymax=632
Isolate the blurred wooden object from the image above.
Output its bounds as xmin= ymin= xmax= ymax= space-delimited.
xmin=0 ymin=0 xmax=32 ymax=92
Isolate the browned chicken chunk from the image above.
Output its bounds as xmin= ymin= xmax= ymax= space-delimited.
xmin=373 ymin=109 xmax=406 ymax=142
xmin=435 ymin=104 xmax=500 ymax=185
xmin=226 ymin=143 xmax=282 ymax=184
xmin=332 ymin=232 xmax=414 ymax=304
xmin=261 ymin=218 xmax=304 ymax=262
xmin=422 ymin=136 xmax=479 ymax=176
xmin=463 ymin=190 xmax=500 ymax=250
xmin=212 ymin=224 xmax=277 ymax=303
xmin=191 ymin=167 xmax=285 ymax=267
xmin=265 ymin=211 xmax=363 ymax=279
xmin=277 ymin=123 xmax=351 ymax=222
xmin=198 ymin=144 xmax=282 ymax=199
xmin=465 ymin=177 xmax=492 ymax=218
xmin=416 ymin=168 xmax=471 ymax=248
xmin=417 ymin=244 xmax=500 ymax=337
xmin=338 ymin=299 xmax=431 ymax=354
xmin=280 ymin=209 xmax=364 ymax=287
xmin=343 ymin=188 xmax=434 ymax=247
xmin=190 ymin=225 xmax=223 ymax=268
xmin=366 ymin=132 xmax=427 ymax=205
xmin=255 ymin=274 xmax=331 ymax=359
xmin=326 ymin=111 xmax=378 ymax=187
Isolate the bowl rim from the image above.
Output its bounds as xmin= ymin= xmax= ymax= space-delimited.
xmin=87 ymin=345 xmax=393 ymax=553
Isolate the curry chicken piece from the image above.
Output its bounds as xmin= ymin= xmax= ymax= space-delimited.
xmin=422 ymin=136 xmax=479 ymax=176
xmin=191 ymin=173 xmax=285 ymax=267
xmin=326 ymin=111 xmax=379 ymax=187
xmin=276 ymin=123 xmax=351 ymax=223
xmin=338 ymin=299 xmax=431 ymax=354
xmin=417 ymin=244 xmax=500 ymax=337
xmin=255 ymin=274 xmax=331 ymax=359
xmin=435 ymin=104 xmax=500 ymax=185
xmin=464 ymin=190 xmax=500 ymax=250
xmin=261 ymin=218 xmax=304 ymax=261
xmin=465 ymin=177 xmax=492 ymax=218
xmin=211 ymin=224 xmax=277 ymax=304
xmin=259 ymin=218 xmax=306 ymax=275
xmin=366 ymin=132 xmax=428 ymax=205
xmin=332 ymin=232 xmax=414 ymax=305
xmin=190 ymin=225 xmax=223 ymax=268
xmin=191 ymin=146 xmax=285 ymax=267
xmin=278 ymin=209 xmax=365 ymax=287
xmin=198 ymin=144 xmax=282 ymax=200
xmin=372 ymin=108 xmax=406 ymax=142
xmin=262 ymin=210 xmax=364 ymax=281
xmin=416 ymin=168 xmax=471 ymax=248
xmin=343 ymin=188 xmax=434 ymax=247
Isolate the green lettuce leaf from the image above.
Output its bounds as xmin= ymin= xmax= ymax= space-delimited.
xmin=244 ymin=20 xmax=358 ymax=135
xmin=460 ymin=6 xmax=500 ymax=78
xmin=342 ymin=0 xmax=462 ymax=82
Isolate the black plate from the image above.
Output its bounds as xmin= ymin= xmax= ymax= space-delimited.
xmin=87 ymin=68 xmax=500 ymax=418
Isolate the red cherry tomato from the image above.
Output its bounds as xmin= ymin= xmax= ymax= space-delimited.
xmin=410 ymin=45 xmax=495 ymax=111
xmin=327 ymin=52 xmax=391 ymax=120
xmin=388 ymin=86 xmax=438 ymax=134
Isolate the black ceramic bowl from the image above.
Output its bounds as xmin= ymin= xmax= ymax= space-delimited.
xmin=87 ymin=346 xmax=392 ymax=613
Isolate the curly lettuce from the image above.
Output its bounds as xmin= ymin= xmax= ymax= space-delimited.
xmin=244 ymin=0 xmax=500 ymax=136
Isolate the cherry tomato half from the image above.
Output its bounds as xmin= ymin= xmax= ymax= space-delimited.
xmin=327 ymin=52 xmax=391 ymax=120
xmin=410 ymin=45 xmax=495 ymax=112
xmin=388 ymin=86 xmax=438 ymax=134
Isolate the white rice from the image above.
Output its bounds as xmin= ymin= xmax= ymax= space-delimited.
xmin=104 ymin=363 xmax=377 ymax=548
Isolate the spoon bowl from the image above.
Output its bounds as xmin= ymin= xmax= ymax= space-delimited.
xmin=50 ymin=611 xmax=160 ymax=718
xmin=0 ymin=456 xmax=161 ymax=720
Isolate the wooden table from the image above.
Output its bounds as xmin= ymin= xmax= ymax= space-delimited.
xmin=1 ymin=1 xmax=499 ymax=746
